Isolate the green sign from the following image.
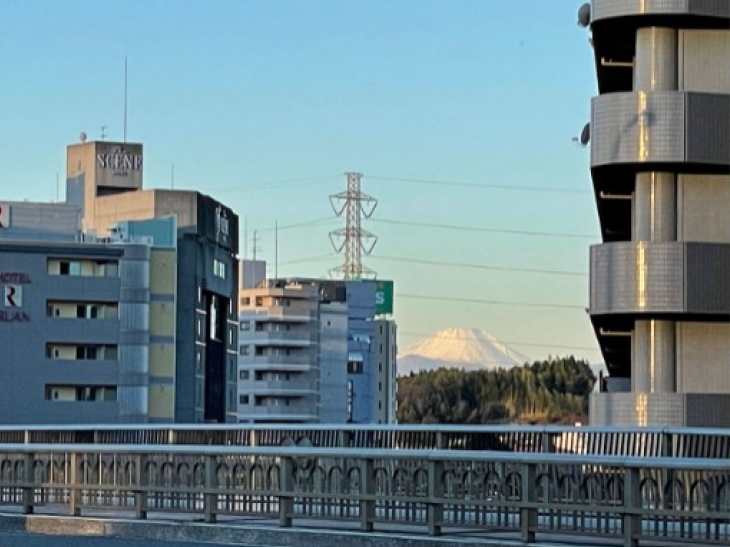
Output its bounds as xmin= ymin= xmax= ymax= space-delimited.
xmin=375 ymin=280 xmax=394 ymax=315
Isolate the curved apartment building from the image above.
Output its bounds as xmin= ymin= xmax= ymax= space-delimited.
xmin=585 ymin=1 xmax=730 ymax=426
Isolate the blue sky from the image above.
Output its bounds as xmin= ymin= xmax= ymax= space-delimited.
xmin=0 ymin=0 xmax=602 ymax=362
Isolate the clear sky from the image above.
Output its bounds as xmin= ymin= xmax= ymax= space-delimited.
xmin=0 ymin=0 xmax=602 ymax=363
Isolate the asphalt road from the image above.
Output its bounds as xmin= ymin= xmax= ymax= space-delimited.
xmin=0 ymin=531 xmax=276 ymax=547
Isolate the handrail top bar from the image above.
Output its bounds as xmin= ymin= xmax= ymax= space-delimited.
xmin=1 ymin=444 xmax=728 ymax=471
xmin=1 ymin=424 xmax=729 ymax=436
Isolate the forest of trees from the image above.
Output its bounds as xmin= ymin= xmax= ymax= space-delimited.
xmin=396 ymin=356 xmax=596 ymax=425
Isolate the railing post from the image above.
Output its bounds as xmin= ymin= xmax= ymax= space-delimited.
xmin=541 ymin=429 xmax=555 ymax=453
xmin=623 ymin=466 xmax=640 ymax=547
xmin=204 ymin=454 xmax=218 ymax=523
xmin=520 ymin=462 xmax=537 ymax=543
xmin=359 ymin=458 xmax=374 ymax=531
xmin=436 ymin=431 xmax=445 ymax=449
xmin=279 ymin=456 xmax=294 ymax=527
xmin=427 ymin=459 xmax=444 ymax=536
xmin=69 ymin=452 xmax=80 ymax=516
xmin=21 ymin=452 xmax=34 ymax=514
xmin=134 ymin=454 xmax=147 ymax=519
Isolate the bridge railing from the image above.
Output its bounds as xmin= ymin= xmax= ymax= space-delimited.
xmin=0 ymin=424 xmax=729 ymax=459
xmin=0 ymin=444 xmax=727 ymax=547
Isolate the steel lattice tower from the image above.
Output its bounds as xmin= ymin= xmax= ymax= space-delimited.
xmin=329 ymin=172 xmax=378 ymax=279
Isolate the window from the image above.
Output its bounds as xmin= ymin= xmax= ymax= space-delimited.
xmin=213 ymin=259 xmax=226 ymax=279
xmin=239 ymin=346 xmax=250 ymax=356
xmin=45 ymin=385 xmax=116 ymax=402
xmin=48 ymin=259 xmax=118 ymax=277
xmin=48 ymin=301 xmax=118 ymax=319
xmin=255 ymin=297 xmax=264 ymax=307
xmin=239 ymin=395 xmax=249 ymax=405
xmin=347 ymin=360 xmax=363 ymax=374
xmin=241 ymin=297 xmax=251 ymax=306
xmin=240 ymin=321 xmax=251 ymax=331
xmin=47 ymin=344 xmax=117 ymax=361
xmin=240 ymin=370 xmax=250 ymax=380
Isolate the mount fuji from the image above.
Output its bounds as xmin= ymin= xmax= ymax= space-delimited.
xmin=397 ymin=328 xmax=531 ymax=376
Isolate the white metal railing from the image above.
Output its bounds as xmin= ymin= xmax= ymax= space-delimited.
xmin=1 ymin=425 xmax=728 ymax=460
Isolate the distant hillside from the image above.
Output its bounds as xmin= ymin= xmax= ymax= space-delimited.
xmin=398 ymin=328 xmax=530 ymax=375
xmin=397 ymin=356 xmax=596 ymax=425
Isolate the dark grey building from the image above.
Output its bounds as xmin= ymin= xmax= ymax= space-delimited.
xmin=0 ymin=240 xmax=165 ymax=423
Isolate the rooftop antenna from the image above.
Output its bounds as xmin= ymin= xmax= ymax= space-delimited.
xmin=329 ymin=171 xmax=378 ymax=280
xmin=100 ymin=125 xmax=108 ymax=141
xmin=123 ymin=56 xmax=128 ymax=142
xmin=275 ymin=221 xmax=279 ymax=279
xmin=243 ymin=216 xmax=248 ymax=260
xmin=252 ymin=230 xmax=262 ymax=264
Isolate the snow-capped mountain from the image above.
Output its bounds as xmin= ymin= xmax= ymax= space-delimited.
xmin=397 ymin=328 xmax=531 ymax=376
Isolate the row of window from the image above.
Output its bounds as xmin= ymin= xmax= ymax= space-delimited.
xmin=240 ymin=346 xmax=295 ymax=356
xmin=239 ymin=371 xmax=292 ymax=381
xmin=48 ymin=259 xmax=118 ymax=278
xmin=46 ymin=344 xmax=118 ymax=361
xmin=240 ymin=297 xmax=292 ymax=307
xmin=47 ymin=301 xmax=118 ymax=319
xmin=238 ymin=395 xmax=295 ymax=406
xmin=213 ymin=259 xmax=227 ymax=279
xmin=45 ymin=385 xmax=117 ymax=402
xmin=240 ymin=321 xmax=295 ymax=332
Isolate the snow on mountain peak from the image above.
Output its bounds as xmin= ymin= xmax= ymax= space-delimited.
xmin=398 ymin=327 xmax=530 ymax=375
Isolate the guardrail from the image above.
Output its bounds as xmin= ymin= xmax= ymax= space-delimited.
xmin=0 ymin=444 xmax=727 ymax=546
xmin=0 ymin=424 xmax=729 ymax=459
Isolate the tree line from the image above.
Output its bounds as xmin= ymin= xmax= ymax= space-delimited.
xmin=396 ymin=356 xmax=596 ymax=424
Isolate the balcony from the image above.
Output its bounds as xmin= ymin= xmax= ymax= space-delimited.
xmin=589 ymin=241 xmax=730 ymax=316
xmin=243 ymin=330 xmax=314 ymax=347
xmin=238 ymin=404 xmax=318 ymax=422
xmin=243 ymin=381 xmax=318 ymax=397
xmin=240 ymin=355 xmax=316 ymax=372
xmin=241 ymin=307 xmax=315 ymax=323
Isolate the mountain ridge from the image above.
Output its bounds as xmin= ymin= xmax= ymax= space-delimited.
xmin=398 ymin=327 xmax=531 ymax=376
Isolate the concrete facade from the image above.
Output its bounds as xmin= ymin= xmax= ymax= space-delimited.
xmin=237 ymin=278 xmax=348 ymax=423
xmin=66 ymin=141 xmax=240 ymax=423
xmin=584 ymin=1 xmax=730 ymax=426
xmin=372 ymin=319 xmax=398 ymax=424
xmin=0 ymin=201 xmax=81 ymax=242
xmin=0 ymin=232 xmax=174 ymax=424
xmin=236 ymin=271 xmax=401 ymax=424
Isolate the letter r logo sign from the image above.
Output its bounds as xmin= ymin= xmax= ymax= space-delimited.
xmin=4 ymin=285 xmax=21 ymax=307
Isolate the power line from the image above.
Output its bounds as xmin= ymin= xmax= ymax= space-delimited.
xmin=398 ymin=330 xmax=600 ymax=353
xmin=370 ymin=255 xmax=586 ymax=277
xmin=368 ymin=175 xmax=589 ymax=194
xmin=396 ymin=293 xmax=585 ymax=310
xmin=207 ymin=176 xmax=339 ymax=194
xmin=371 ymin=218 xmax=597 ymax=240
xmin=278 ymin=253 xmax=337 ymax=266
xmin=258 ymin=217 xmax=336 ymax=233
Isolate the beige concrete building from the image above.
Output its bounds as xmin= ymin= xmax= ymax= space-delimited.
xmin=66 ymin=139 xmax=240 ymax=423
xmin=584 ymin=1 xmax=730 ymax=426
